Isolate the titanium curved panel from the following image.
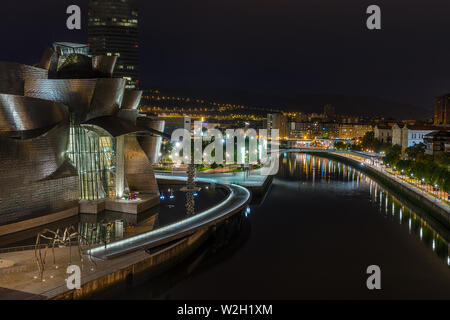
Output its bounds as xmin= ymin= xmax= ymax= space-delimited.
xmin=137 ymin=119 xmax=165 ymax=164
xmin=82 ymin=115 xmax=146 ymax=137
xmin=0 ymin=80 xmax=24 ymax=95
xmin=136 ymin=116 xmax=170 ymax=138
xmin=121 ymin=90 xmax=142 ymax=110
xmin=92 ymin=55 xmax=117 ymax=77
xmin=0 ymin=122 xmax=70 ymax=184
xmin=0 ymin=94 xmax=67 ymax=134
xmin=38 ymin=47 xmax=55 ymax=70
xmin=24 ymin=78 xmax=97 ymax=122
xmin=124 ymin=135 xmax=159 ymax=194
xmin=25 ymin=78 xmax=125 ymax=123
xmin=86 ymin=78 xmax=125 ymax=121
xmin=0 ymin=61 xmax=48 ymax=83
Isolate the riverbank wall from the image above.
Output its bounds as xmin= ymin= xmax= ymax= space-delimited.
xmin=52 ymin=228 xmax=211 ymax=300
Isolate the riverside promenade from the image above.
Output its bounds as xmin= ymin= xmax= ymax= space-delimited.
xmin=0 ymin=177 xmax=251 ymax=300
xmin=334 ymin=152 xmax=450 ymax=213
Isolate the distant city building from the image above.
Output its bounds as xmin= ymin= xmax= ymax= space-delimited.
xmin=321 ymin=122 xmax=339 ymax=138
xmin=288 ymin=122 xmax=313 ymax=139
xmin=266 ymin=113 xmax=288 ymax=139
xmin=88 ymin=0 xmax=139 ymax=89
xmin=323 ymin=104 xmax=336 ymax=119
xmin=184 ymin=115 xmax=191 ymax=131
xmin=338 ymin=124 xmax=373 ymax=140
xmin=287 ymin=121 xmax=372 ymax=140
xmin=341 ymin=116 xmax=360 ymax=124
xmin=424 ymin=131 xmax=450 ymax=156
xmin=293 ymin=112 xmax=308 ymax=122
xmin=434 ymin=94 xmax=450 ymax=126
xmin=392 ymin=124 xmax=445 ymax=152
xmin=309 ymin=113 xmax=324 ymax=122
xmin=374 ymin=124 xmax=392 ymax=143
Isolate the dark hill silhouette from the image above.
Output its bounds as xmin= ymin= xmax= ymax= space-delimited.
xmin=154 ymin=88 xmax=431 ymax=120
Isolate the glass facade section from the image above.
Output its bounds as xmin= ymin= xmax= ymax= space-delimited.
xmin=78 ymin=221 xmax=117 ymax=244
xmin=53 ymin=42 xmax=90 ymax=56
xmin=68 ymin=123 xmax=117 ymax=200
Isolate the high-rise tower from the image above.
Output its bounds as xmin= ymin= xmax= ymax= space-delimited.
xmin=434 ymin=94 xmax=450 ymax=126
xmin=88 ymin=0 xmax=139 ymax=89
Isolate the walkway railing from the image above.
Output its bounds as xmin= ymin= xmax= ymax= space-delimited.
xmin=88 ymin=176 xmax=251 ymax=260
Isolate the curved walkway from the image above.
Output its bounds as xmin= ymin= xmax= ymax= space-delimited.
xmin=88 ymin=177 xmax=251 ymax=260
xmin=155 ymin=170 xmax=268 ymax=188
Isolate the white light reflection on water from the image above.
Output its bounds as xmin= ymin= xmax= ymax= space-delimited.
xmin=279 ymin=153 xmax=450 ymax=268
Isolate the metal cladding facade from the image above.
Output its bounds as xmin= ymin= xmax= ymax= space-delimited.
xmin=124 ymin=135 xmax=159 ymax=194
xmin=0 ymin=59 xmax=79 ymax=225
xmin=87 ymin=78 xmax=125 ymax=121
xmin=24 ymin=78 xmax=126 ymax=123
xmin=0 ymin=42 xmax=164 ymax=229
xmin=0 ymin=62 xmax=48 ymax=96
xmin=137 ymin=117 xmax=165 ymax=164
xmin=38 ymin=47 xmax=55 ymax=70
xmin=83 ymin=115 xmax=147 ymax=137
xmin=56 ymin=54 xmax=93 ymax=79
xmin=0 ymin=94 xmax=67 ymax=136
xmin=24 ymin=78 xmax=97 ymax=122
xmin=92 ymin=55 xmax=118 ymax=77
xmin=121 ymin=90 xmax=142 ymax=110
xmin=0 ymin=62 xmax=48 ymax=82
xmin=0 ymin=126 xmax=79 ymax=225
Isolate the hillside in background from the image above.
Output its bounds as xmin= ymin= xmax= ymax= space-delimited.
xmin=155 ymin=88 xmax=431 ymax=120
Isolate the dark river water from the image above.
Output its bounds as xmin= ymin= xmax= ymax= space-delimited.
xmin=99 ymin=153 xmax=450 ymax=299
xmin=0 ymin=185 xmax=228 ymax=248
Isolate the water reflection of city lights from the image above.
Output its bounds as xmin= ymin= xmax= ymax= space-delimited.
xmin=245 ymin=206 xmax=251 ymax=217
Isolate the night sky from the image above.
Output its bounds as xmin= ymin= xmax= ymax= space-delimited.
xmin=1 ymin=0 xmax=450 ymax=109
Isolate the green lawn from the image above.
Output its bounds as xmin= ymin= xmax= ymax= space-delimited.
xmin=152 ymin=166 xmax=172 ymax=171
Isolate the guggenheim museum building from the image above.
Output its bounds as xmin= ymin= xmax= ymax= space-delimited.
xmin=0 ymin=42 xmax=166 ymax=236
